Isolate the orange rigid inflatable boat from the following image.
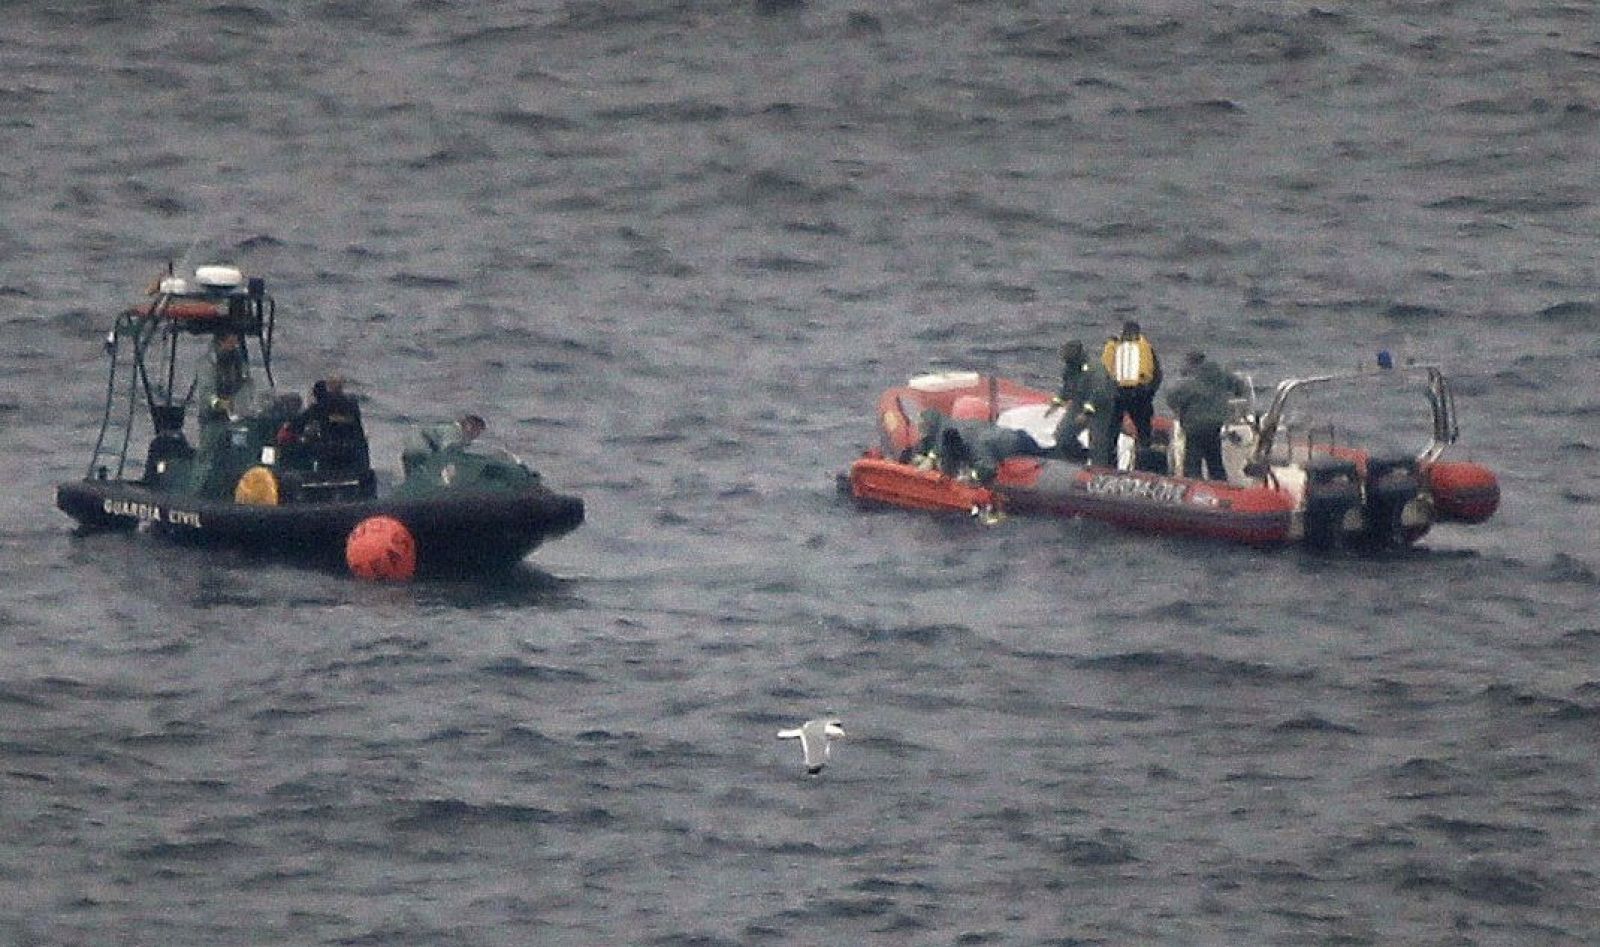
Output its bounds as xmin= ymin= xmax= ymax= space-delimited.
xmin=843 ymin=366 xmax=1498 ymax=551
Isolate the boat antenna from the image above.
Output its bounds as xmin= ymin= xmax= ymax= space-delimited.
xmin=174 ymin=183 xmax=224 ymax=275
xmin=178 ymin=231 xmax=204 ymax=273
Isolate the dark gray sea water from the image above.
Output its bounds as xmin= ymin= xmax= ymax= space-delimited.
xmin=3 ymin=1 xmax=1598 ymax=944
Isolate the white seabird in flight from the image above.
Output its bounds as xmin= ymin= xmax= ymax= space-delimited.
xmin=778 ymin=718 xmax=846 ymax=774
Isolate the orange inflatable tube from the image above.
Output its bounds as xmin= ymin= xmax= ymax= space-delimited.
xmin=1426 ymin=461 xmax=1499 ymax=523
xmin=848 ymin=454 xmax=998 ymax=514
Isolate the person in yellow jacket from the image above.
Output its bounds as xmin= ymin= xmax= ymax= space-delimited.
xmin=1100 ymin=320 xmax=1163 ymax=449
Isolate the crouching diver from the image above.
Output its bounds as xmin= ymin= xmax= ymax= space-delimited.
xmin=912 ymin=408 xmax=1044 ymax=484
xmin=1052 ymin=340 xmax=1119 ymax=466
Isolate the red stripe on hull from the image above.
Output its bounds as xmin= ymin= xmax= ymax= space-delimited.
xmin=848 ymin=455 xmax=1296 ymax=546
xmin=1012 ymin=465 xmax=1296 ymax=546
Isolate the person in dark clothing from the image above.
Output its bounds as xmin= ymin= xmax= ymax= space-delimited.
xmin=289 ymin=376 xmax=369 ymax=469
xmin=296 ymin=376 xmax=364 ymax=442
xmin=1165 ymin=350 xmax=1249 ymax=480
xmin=913 ymin=409 xmax=1040 ymax=484
xmin=1099 ymin=320 xmax=1162 ymax=449
xmin=1054 ymin=340 xmax=1120 ymax=466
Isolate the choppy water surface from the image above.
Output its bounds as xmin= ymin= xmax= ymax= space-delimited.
xmin=2 ymin=1 xmax=1598 ymax=944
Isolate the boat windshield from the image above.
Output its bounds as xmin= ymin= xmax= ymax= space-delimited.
xmin=1260 ymin=368 xmax=1449 ymax=465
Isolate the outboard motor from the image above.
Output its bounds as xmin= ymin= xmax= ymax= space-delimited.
xmin=1360 ymin=453 xmax=1432 ymax=547
xmin=1300 ymin=455 xmax=1362 ymax=548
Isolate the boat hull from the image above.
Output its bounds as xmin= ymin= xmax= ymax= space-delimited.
xmin=56 ymin=478 xmax=585 ymax=575
xmin=854 ymin=372 xmax=1295 ymax=545
xmin=846 ymin=454 xmax=1297 ymax=546
xmin=1007 ymin=463 xmax=1297 ymax=546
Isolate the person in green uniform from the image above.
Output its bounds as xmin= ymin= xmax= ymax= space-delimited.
xmin=1165 ymin=350 xmax=1249 ymax=480
xmin=1053 ymin=340 xmax=1120 ymax=467
xmin=402 ymin=413 xmax=486 ymax=477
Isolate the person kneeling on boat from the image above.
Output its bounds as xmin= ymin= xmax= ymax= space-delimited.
xmin=1053 ymin=340 xmax=1118 ymax=467
xmin=402 ymin=413 xmax=487 ymax=478
xmin=1165 ymin=350 xmax=1248 ymax=481
xmin=913 ymin=409 xmax=1042 ymax=485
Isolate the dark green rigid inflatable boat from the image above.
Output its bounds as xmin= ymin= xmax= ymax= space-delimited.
xmin=55 ymin=264 xmax=583 ymax=576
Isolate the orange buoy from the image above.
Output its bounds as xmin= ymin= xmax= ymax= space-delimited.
xmin=345 ymin=515 xmax=417 ymax=581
